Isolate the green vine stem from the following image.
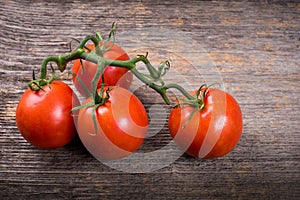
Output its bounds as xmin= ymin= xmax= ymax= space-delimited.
xmin=29 ymin=31 xmax=204 ymax=109
xmin=78 ymin=51 xmax=197 ymax=106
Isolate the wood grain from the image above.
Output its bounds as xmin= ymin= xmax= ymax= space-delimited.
xmin=1 ymin=0 xmax=299 ymax=199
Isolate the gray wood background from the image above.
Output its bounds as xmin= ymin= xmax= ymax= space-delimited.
xmin=0 ymin=0 xmax=299 ymax=199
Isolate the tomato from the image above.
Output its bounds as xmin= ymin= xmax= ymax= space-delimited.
xmin=168 ymin=88 xmax=243 ymax=159
xmin=16 ymin=81 xmax=80 ymax=149
xmin=72 ymin=42 xmax=133 ymax=97
xmin=77 ymin=86 xmax=148 ymax=160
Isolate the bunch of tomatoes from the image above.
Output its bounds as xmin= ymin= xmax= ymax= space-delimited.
xmin=16 ymin=27 xmax=243 ymax=160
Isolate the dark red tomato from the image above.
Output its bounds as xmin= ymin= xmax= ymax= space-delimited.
xmin=168 ymin=88 xmax=243 ymax=159
xmin=16 ymin=81 xmax=80 ymax=149
xmin=77 ymin=86 xmax=148 ymax=160
xmin=72 ymin=42 xmax=133 ymax=97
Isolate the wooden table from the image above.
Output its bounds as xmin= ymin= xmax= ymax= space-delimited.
xmin=1 ymin=0 xmax=299 ymax=199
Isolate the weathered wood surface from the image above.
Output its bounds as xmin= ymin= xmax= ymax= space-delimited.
xmin=0 ymin=0 xmax=299 ymax=199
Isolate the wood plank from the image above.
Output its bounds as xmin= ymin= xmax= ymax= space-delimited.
xmin=1 ymin=0 xmax=299 ymax=199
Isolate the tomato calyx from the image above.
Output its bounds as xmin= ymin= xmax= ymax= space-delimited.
xmin=72 ymin=80 xmax=114 ymax=134
xmin=174 ymin=84 xmax=210 ymax=110
xmin=28 ymin=65 xmax=56 ymax=91
xmin=94 ymin=85 xmax=113 ymax=106
xmin=172 ymin=84 xmax=213 ymax=129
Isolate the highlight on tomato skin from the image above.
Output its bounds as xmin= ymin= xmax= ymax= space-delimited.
xmin=76 ymin=86 xmax=149 ymax=160
xmin=168 ymin=88 xmax=243 ymax=159
xmin=72 ymin=42 xmax=133 ymax=97
xmin=15 ymin=81 xmax=80 ymax=149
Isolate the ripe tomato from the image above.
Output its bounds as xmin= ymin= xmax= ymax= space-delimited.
xmin=77 ymin=86 xmax=148 ymax=160
xmin=72 ymin=42 xmax=133 ymax=97
xmin=168 ymin=88 xmax=243 ymax=159
xmin=16 ymin=81 xmax=80 ymax=149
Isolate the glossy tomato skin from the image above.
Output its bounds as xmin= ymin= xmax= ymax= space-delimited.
xmin=77 ymin=86 xmax=148 ymax=160
xmin=72 ymin=42 xmax=133 ymax=97
xmin=168 ymin=88 xmax=243 ymax=159
xmin=16 ymin=81 xmax=80 ymax=149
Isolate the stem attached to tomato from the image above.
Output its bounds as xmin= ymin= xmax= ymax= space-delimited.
xmin=77 ymin=51 xmax=195 ymax=105
xmin=31 ymin=30 xmax=202 ymax=108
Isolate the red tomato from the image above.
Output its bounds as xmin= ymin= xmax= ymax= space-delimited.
xmin=72 ymin=42 xmax=133 ymax=97
xmin=16 ymin=81 xmax=80 ymax=149
xmin=77 ymin=86 xmax=148 ymax=160
xmin=168 ymin=88 xmax=243 ymax=158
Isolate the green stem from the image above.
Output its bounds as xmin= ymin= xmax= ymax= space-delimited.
xmin=130 ymin=68 xmax=170 ymax=104
xmin=76 ymin=35 xmax=102 ymax=55
xmin=40 ymin=48 xmax=84 ymax=79
xmin=78 ymin=52 xmax=193 ymax=104
xmin=40 ymin=57 xmax=58 ymax=79
xmin=137 ymin=55 xmax=160 ymax=79
xmin=164 ymin=83 xmax=195 ymax=100
xmin=35 ymin=34 xmax=200 ymax=107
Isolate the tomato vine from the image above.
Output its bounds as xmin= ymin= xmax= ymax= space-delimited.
xmin=19 ymin=23 xmax=243 ymax=158
xmin=29 ymin=23 xmax=204 ymax=110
